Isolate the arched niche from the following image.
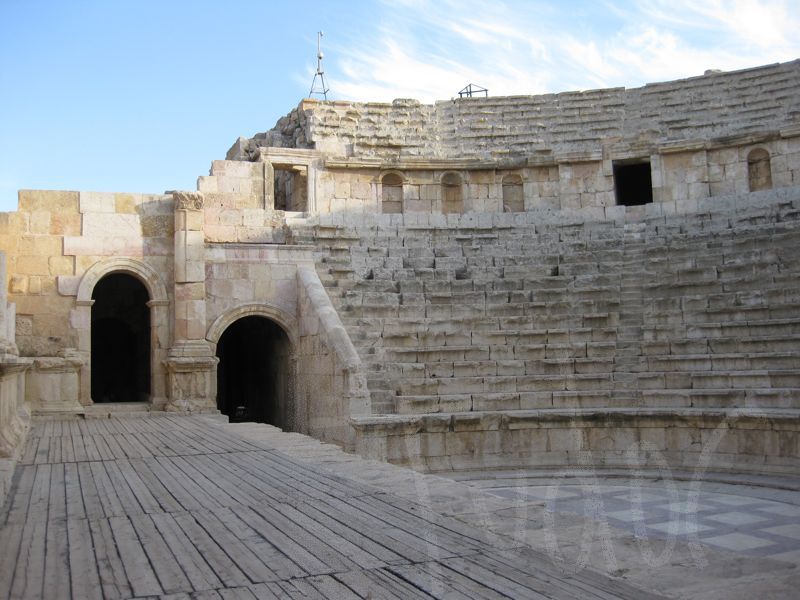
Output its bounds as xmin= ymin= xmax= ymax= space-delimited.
xmin=381 ymin=172 xmax=404 ymax=214
xmin=501 ymin=173 xmax=524 ymax=212
xmin=747 ymin=148 xmax=772 ymax=192
xmin=75 ymin=258 xmax=170 ymax=407
xmin=441 ymin=172 xmax=464 ymax=214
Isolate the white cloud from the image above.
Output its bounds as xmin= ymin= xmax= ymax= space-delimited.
xmin=325 ymin=0 xmax=800 ymax=102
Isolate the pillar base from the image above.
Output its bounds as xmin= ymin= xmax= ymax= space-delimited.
xmin=165 ymin=342 xmax=218 ymax=412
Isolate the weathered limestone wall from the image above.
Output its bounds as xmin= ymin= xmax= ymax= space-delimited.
xmin=230 ymin=60 xmax=800 ymax=219
xmin=296 ymin=266 xmax=370 ymax=448
xmin=0 ymin=190 xmax=173 ymax=413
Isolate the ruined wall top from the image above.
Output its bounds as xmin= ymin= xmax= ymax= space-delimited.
xmin=231 ymin=59 xmax=800 ymax=163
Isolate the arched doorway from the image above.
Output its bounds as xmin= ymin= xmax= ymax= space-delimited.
xmin=215 ymin=316 xmax=292 ymax=428
xmin=91 ymin=273 xmax=151 ymax=403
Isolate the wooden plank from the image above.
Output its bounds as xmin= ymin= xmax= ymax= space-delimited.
xmin=168 ymin=455 xmax=243 ymax=507
xmin=138 ymin=432 xmax=172 ymax=457
xmin=334 ymin=568 xmax=434 ymax=600
xmin=189 ymin=454 xmax=275 ymax=506
xmin=43 ymin=516 xmax=70 ymax=600
xmin=28 ymin=463 xmax=52 ymax=520
xmin=129 ymin=513 xmax=192 ymax=595
xmin=376 ymin=492 xmax=518 ymax=550
xmin=71 ymin=434 xmax=88 ymax=463
xmin=33 ymin=435 xmax=50 ymax=465
xmin=64 ymin=462 xmax=86 ymax=520
xmin=126 ymin=458 xmax=184 ymax=514
xmin=204 ymin=454 xmax=292 ymax=504
xmin=313 ymin=497 xmax=438 ymax=563
xmin=82 ymin=433 xmax=103 ymax=462
xmin=103 ymin=460 xmax=144 ymax=515
xmin=66 ymin=518 xmax=103 ymax=600
xmin=210 ymin=507 xmax=305 ymax=582
xmin=171 ymin=511 xmax=251 ymax=588
xmin=3 ymin=466 xmax=36 ymax=525
xmin=189 ymin=508 xmax=280 ymax=584
xmin=305 ymin=575 xmax=363 ymax=599
xmin=115 ymin=458 xmax=162 ymax=514
xmin=61 ymin=435 xmax=75 ymax=463
xmin=270 ymin=501 xmax=387 ymax=571
xmin=238 ymin=505 xmax=334 ymax=577
xmin=440 ymin=555 xmax=552 ymax=599
xmin=387 ymin=562 xmax=501 ymax=600
xmin=91 ymin=433 xmax=115 ymax=461
xmin=119 ymin=433 xmax=152 ymax=459
xmin=352 ymin=494 xmax=485 ymax=555
xmin=491 ymin=548 xmax=664 ymax=600
xmin=243 ymin=583 xmax=282 ymax=600
xmin=140 ymin=457 xmax=204 ymax=512
xmin=89 ymin=517 xmax=133 ymax=600
xmin=172 ymin=427 xmax=232 ymax=455
xmin=100 ymin=431 xmax=128 ymax=460
xmin=46 ymin=435 xmax=61 ymax=464
xmin=89 ymin=461 xmax=125 ymax=518
xmin=153 ymin=457 xmax=225 ymax=511
xmin=0 ymin=523 xmax=24 ymax=598
xmin=47 ymin=463 xmax=67 ymax=522
xmin=149 ymin=512 xmax=223 ymax=592
xmin=217 ymin=587 xmax=259 ymax=600
xmin=77 ymin=461 xmax=106 ymax=520
xmin=19 ymin=435 xmax=39 ymax=466
xmin=10 ymin=515 xmax=47 ymax=598
xmin=290 ymin=496 xmax=407 ymax=567
xmin=108 ymin=515 xmax=163 ymax=597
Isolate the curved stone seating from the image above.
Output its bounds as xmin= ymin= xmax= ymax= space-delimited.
xmin=298 ymin=187 xmax=800 ymax=474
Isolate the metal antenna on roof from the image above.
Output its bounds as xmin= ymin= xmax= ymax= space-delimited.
xmin=309 ymin=31 xmax=330 ymax=100
xmin=458 ymin=83 xmax=488 ymax=98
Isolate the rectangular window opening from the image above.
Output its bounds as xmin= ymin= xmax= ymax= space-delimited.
xmin=273 ymin=165 xmax=308 ymax=211
xmin=613 ymin=160 xmax=653 ymax=207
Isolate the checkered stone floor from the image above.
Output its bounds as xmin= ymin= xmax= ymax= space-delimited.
xmin=475 ymin=480 xmax=800 ymax=564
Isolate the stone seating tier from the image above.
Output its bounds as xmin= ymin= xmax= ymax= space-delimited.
xmin=290 ymin=187 xmax=800 ymax=423
xmin=258 ymin=60 xmax=800 ymax=160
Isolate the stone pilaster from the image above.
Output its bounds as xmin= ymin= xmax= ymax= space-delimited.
xmin=165 ymin=191 xmax=218 ymax=412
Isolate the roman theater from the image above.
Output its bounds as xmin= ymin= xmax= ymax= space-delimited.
xmin=0 ymin=60 xmax=798 ymax=598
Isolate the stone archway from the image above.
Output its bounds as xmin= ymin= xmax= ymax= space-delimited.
xmin=75 ymin=258 xmax=170 ymax=407
xmin=90 ymin=274 xmax=150 ymax=402
xmin=207 ymin=304 xmax=297 ymax=430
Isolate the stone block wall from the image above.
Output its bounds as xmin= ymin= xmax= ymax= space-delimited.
xmin=297 ymin=185 xmax=800 ymax=474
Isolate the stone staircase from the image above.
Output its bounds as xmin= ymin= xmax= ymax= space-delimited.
xmin=300 ymin=190 xmax=800 ymax=419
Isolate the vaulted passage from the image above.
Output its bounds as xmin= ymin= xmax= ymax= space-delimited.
xmin=216 ymin=316 xmax=292 ymax=428
xmin=91 ymin=273 xmax=151 ymax=403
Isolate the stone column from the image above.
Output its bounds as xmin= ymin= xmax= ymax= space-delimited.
xmin=164 ymin=191 xmax=218 ymax=412
xmin=0 ymin=251 xmax=31 ymax=461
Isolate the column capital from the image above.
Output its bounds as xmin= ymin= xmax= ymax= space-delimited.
xmin=172 ymin=190 xmax=205 ymax=211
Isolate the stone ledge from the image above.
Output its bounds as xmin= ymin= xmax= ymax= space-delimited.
xmin=351 ymin=407 xmax=800 ymax=433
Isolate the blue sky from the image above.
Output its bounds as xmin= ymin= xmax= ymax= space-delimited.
xmin=1 ymin=0 xmax=798 ymax=212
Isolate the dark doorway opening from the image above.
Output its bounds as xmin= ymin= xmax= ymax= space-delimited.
xmin=91 ymin=274 xmax=151 ymax=403
xmin=613 ymin=160 xmax=653 ymax=206
xmin=216 ymin=316 xmax=292 ymax=428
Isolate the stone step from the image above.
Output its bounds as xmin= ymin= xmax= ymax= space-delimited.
xmin=646 ymin=353 xmax=800 ymax=372
xmin=641 ymin=388 xmax=800 ymax=409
